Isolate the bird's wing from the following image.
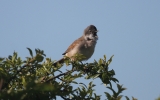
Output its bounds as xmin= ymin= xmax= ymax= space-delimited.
xmin=62 ymin=36 xmax=83 ymax=55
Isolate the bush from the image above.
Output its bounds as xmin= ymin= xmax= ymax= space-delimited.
xmin=0 ymin=48 xmax=137 ymax=100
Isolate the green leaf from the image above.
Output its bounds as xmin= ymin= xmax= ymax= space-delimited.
xmin=132 ymin=96 xmax=138 ymax=100
xmin=35 ymin=49 xmax=38 ymax=54
xmin=72 ymin=81 xmax=78 ymax=84
xmin=8 ymin=55 xmax=12 ymax=60
xmin=107 ymin=86 xmax=116 ymax=95
xmin=27 ymin=48 xmax=33 ymax=58
xmin=104 ymin=92 xmax=111 ymax=99
xmin=12 ymin=52 xmax=17 ymax=62
xmin=88 ymin=81 xmax=93 ymax=87
xmin=35 ymin=54 xmax=44 ymax=62
xmin=0 ymin=57 xmax=4 ymax=62
xmin=79 ymin=83 xmax=87 ymax=88
xmin=34 ymin=83 xmax=55 ymax=91
xmin=85 ymin=75 xmax=90 ymax=79
xmin=102 ymin=73 xmax=107 ymax=81
xmin=107 ymin=55 xmax=114 ymax=65
xmin=22 ymin=76 xmax=26 ymax=87
xmin=117 ymin=95 xmax=123 ymax=100
xmin=68 ymin=86 xmax=73 ymax=91
xmin=0 ymin=68 xmax=8 ymax=79
xmin=98 ymin=59 xmax=102 ymax=65
xmin=93 ymin=74 xmax=100 ymax=79
xmin=125 ymin=96 xmax=130 ymax=100
xmin=110 ymin=77 xmax=119 ymax=83
xmin=104 ymin=55 xmax=106 ymax=62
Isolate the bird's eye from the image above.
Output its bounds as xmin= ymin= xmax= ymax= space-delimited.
xmin=94 ymin=32 xmax=97 ymax=36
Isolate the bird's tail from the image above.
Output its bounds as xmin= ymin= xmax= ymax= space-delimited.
xmin=53 ymin=58 xmax=64 ymax=66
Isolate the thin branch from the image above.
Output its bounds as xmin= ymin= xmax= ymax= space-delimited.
xmin=57 ymin=77 xmax=68 ymax=83
xmin=60 ymin=96 xmax=71 ymax=100
xmin=45 ymin=69 xmax=75 ymax=83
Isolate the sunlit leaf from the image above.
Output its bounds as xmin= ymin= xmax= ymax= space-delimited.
xmin=93 ymin=74 xmax=100 ymax=79
xmin=12 ymin=52 xmax=17 ymax=62
xmin=107 ymin=55 xmax=114 ymax=65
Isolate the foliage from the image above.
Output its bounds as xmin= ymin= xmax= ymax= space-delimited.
xmin=0 ymin=48 xmax=137 ymax=100
xmin=156 ymin=97 xmax=160 ymax=100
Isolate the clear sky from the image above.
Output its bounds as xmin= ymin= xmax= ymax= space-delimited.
xmin=0 ymin=1 xmax=160 ymax=100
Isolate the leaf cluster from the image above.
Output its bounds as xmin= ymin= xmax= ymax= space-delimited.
xmin=0 ymin=48 xmax=137 ymax=100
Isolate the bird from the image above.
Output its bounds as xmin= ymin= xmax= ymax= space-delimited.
xmin=53 ymin=25 xmax=98 ymax=66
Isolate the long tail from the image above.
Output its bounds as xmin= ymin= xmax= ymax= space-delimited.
xmin=53 ymin=58 xmax=64 ymax=66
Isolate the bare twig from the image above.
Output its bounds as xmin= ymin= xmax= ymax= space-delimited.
xmin=60 ymin=96 xmax=71 ymax=100
xmin=45 ymin=69 xmax=75 ymax=83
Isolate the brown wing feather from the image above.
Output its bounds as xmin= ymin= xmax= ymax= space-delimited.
xmin=62 ymin=36 xmax=83 ymax=55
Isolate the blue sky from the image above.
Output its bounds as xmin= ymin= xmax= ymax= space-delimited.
xmin=0 ymin=1 xmax=160 ymax=100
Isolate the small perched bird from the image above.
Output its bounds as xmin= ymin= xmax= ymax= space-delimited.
xmin=53 ymin=25 xmax=98 ymax=66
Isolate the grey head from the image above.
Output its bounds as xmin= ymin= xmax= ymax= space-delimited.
xmin=83 ymin=25 xmax=98 ymax=41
